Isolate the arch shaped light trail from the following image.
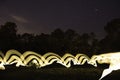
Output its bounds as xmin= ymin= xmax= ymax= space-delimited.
xmin=0 ymin=50 xmax=90 ymax=70
xmin=1 ymin=49 xmax=120 ymax=80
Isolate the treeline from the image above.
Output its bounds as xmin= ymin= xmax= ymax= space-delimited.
xmin=0 ymin=18 xmax=120 ymax=56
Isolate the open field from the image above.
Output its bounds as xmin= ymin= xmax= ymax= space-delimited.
xmin=0 ymin=65 xmax=120 ymax=80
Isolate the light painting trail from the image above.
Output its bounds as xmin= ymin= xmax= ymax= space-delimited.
xmin=0 ymin=49 xmax=120 ymax=80
xmin=0 ymin=50 xmax=90 ymax=69
xmin=89 ymin=52 xmax=120 ymax=80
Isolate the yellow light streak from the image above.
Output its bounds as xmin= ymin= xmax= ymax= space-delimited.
xmin=89 ymin=52 xmax=120 ymax=80
xmin=1 ymin=49 xmax=120 ymax=80
xmin=0 ymin=50 xmax=90 ymax=70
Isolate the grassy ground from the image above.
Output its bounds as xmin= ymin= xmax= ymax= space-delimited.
xmin=0 ymin=65 xmax=120 ymax=80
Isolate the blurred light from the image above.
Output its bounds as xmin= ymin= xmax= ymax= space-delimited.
xmin=0 ymin=50 xmax=90 ymax=69
xmin=89 ymin=52 xmax=120 ymax=80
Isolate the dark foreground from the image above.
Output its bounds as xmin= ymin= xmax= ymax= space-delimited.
xmin=0 ymin=65 xmax=120 ymax=80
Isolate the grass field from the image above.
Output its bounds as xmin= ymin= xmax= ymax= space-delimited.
xmin=0 ymin=64 xmax=120 ymax=80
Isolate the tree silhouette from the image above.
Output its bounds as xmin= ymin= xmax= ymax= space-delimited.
xmin=0 ymin=22 xmax=17 ymax=51
xmin=1 ymin=19 xmax=120 ymax=55
xmin=64 ymin=29 xmax=80 ymax=54
xmin=89 ymin=32 xmax=100 ymax=55
xmin=33 ymin=33 xmax=50 ymax=54
xmin=99 ymin=18 xmax=120 ymax=53
xmin=104 ymin=18 xmax=120 ymax=36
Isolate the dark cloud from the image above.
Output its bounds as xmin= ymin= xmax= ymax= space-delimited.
xmin=11 ymin=15 xmax=28 ymax=23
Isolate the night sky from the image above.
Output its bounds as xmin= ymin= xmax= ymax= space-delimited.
xmin=0 ymin=0 xmax=120 ymax=38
